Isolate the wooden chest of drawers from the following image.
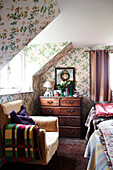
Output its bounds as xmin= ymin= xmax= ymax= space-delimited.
xmin=40 ymin=96 xmax=82 ymax=138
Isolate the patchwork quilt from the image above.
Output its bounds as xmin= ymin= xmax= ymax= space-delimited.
xmin=84 ymin=129 xmax=111 ymax=170
xmin=98 ymin=120 xmax=113 ymax=167
xmin=3 ymin=123 xmax=41 ymax=163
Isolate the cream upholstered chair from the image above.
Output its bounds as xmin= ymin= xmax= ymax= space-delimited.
xmin=0 ymin=100 xmax=59 ymax=165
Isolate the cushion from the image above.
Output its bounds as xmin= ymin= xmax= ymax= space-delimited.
xmin=10 ymin=105 xmax=35 ymax=125
xmin=95 ymin=103 xmax=113 ymax=117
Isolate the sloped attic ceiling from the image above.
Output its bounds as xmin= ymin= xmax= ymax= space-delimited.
xmin=0 ymin=0 xmax=60 ymax=70
xmin=32 ymin=0 xmax=113 ymax=48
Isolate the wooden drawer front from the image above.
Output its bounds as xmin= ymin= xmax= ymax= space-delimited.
xmin=58 ymin=116 xmax=81 ymax=126
xmin=40 ymin=98 xmax=59 ymax=106
xmin=41 ymin=107 xmax=81 ymax=116
xmin=59 ymin=107 xmax=80 ymax=116
xmin=59 ymin=126 xmax=81 ymax=138
xmin=60 ymin=98 xmax=80 ymax=107
xmin=41 ymin=107 xmax=60 ymax=115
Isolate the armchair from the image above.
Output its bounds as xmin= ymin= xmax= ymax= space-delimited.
xmin=0 ymin=100 xmax=59 ymax=165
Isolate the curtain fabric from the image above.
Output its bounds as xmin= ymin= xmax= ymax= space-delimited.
xmin=90 ymin=50 xmax=112 ymax=102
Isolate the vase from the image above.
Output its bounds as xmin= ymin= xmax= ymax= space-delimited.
xmin=69 ymin=84 xmax=73 ymax=97
xmin=60 ymin=88 xmax=64 ymax=97
xmin=65 ymin=88 xmax=68 ymax=97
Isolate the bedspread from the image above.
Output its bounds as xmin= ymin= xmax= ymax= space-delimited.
xmin=98 ymin=120 xmax=113 ymax=167
xmin=84 ymin=130 xmax=111 ymax=170
xmin=85 ymin=107 xmax=113 ymax=141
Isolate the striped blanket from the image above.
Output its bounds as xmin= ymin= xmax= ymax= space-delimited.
xmin=3 ymin=123 xmax=41 ymax=163
xmin=84 ymin=130 xmax=111 ymax=170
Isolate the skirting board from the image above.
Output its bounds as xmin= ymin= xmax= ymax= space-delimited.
xmin=0 ymin=157 xmax=4 ymax=168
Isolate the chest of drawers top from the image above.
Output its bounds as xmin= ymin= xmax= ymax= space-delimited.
xmin=40 ymin=96 xmax=81 ymax=107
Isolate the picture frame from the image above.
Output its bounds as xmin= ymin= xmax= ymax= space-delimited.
xmin=54 ymin=67 xmax=75 ymax=89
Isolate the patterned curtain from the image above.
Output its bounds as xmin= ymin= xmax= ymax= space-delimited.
xmin=90 ymin=50 xmax=112 ymax=102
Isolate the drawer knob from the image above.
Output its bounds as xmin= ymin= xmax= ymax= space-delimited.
xmin=67 ymin=101 xmax=74 ymax=104
xmin=47 ymin=109 xmax=53 ymax=113
xmin=67 ymin=109 xmax=74 ymax=113
xmin=48 ymin=101 xmax=53 ymax=104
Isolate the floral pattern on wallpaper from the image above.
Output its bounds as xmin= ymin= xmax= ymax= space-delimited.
xmin=39 ymin=47 xmax=89 ymax=97
xmin=22 ymin=42 xmax=69 ymax=70
xmin=34 ymin=42 xmax=74 ymax=77
xmin=33 ymin=42 xmax=73 ymax=90
xmin=0 ymin=0 xmax=60 ymax=69
xmin=0 ymin=92 xmax=35 ymax=115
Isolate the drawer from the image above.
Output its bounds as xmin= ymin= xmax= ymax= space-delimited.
xmin=59 ymin=107 xmax=81 ymax=116
xmin=40 ymin=107 xmax=59 ymax=115
xmin=40 ymin=107 xmax=81 ymax=116
xmin=60 ymin=98 xmax=81 ymax=107
xmin=58 ymin=116 xmax=81 ymax=126
xmin=40 ymin=98 xmax=59 ymax=106
xmin=59 ymin=126 xmax=81 ymax=138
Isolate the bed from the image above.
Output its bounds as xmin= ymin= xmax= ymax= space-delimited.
xmin=84 ymin=104 xmax=113 ymax=170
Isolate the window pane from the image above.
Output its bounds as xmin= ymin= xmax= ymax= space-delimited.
xmin=0 ymin=53 xmax=25 ymax=94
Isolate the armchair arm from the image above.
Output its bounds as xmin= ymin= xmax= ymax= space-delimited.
xmin=30 ymin=116 xmax=59 ymax=132
xmin=37 ymin=128 xmax=46 ymax=137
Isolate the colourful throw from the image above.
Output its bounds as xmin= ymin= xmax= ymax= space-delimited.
xmin=3 ymin=123 xmax=41 ymax=163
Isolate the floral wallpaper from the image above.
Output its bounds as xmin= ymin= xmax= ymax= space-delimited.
xmin=33 ymin=42 xmax=73 ymax=76
xmin=22 ymin=42 xmax=69 ymax=71
xmin=0 ymin=92 xmax=35 ymax=115
xmin=0 ymin=0 xmax=60 ymax=69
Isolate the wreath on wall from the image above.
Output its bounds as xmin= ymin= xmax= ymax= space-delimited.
xmin=60 ymin=69 xmax=70 ymax=82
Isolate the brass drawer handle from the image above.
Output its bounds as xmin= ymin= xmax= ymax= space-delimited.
xmin=47 ymin=109 xmax=53 ymax=113
xmin=68 ymin=130 xmax=74 ymax=134
xmin=67 ymin=101 xmax=74 ymax=104
xmin=48 ymin=101 xmax=53 ymax=104
xmin=67 ymin=118 xmax=74 ymax=123
xmin=71 ymin=130 xmax=74 ymax=134
xmin=67 ymin=109 xmax=74 ymax=113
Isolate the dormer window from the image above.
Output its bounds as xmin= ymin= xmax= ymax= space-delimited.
xmin=0 ymin=52 xmax=33 ymax=95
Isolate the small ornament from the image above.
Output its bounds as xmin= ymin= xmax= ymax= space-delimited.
xmin=60 ymin=69 xmax=70 ymax=82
